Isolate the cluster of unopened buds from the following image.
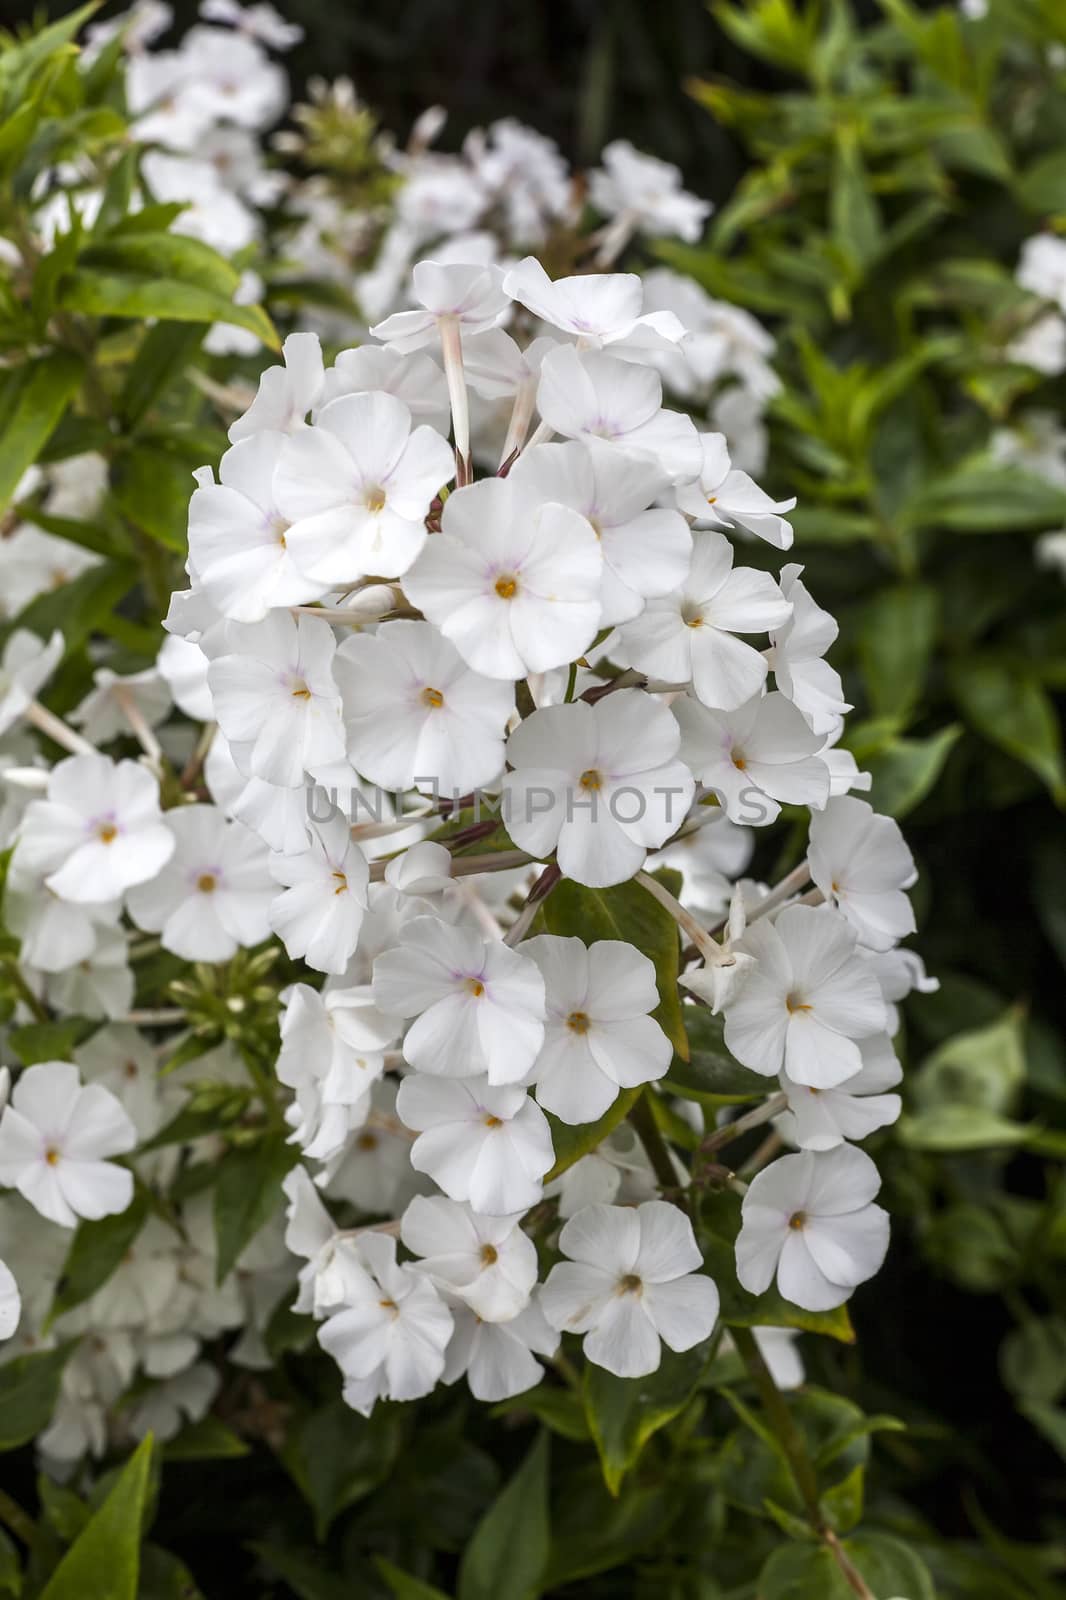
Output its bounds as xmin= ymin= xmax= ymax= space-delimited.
xmin=0 ymin=242 xmax=936 ymax=1436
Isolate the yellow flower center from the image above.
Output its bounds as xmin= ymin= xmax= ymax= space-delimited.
xmin=617 ymin=1273 xmax=643 ymax=1295
xmin=45 ymin=1147 xmax=60 ymax=1166
xmin=465 ymin=978 xmax=485 ymax=998
xmin=578 ymin=768 xmax=602 ymax=791
xmin=365 ymin=486 xmax=387 ymax=512
xmin=789 ymin=1211 xmax=807 ymax=1231
xmin=479 ymin=1244 xmax=498 ymax=1267
xmin=494 ymin=575 xmax=518 ymax=600
xmin=197 ymin=873 xmax=217 ymax=894
xmin=97 ymin=822 xmax=118 ymax=844
xmin=566 ymin=1011 xmax=591 ymax=1035
xmin=332 ymin=871 xmax=348 ymax=896
xmin=483 ymin=1114 xmax=502 ymax=1129
xmin=421 ymin=686 xmax=445 ymax=709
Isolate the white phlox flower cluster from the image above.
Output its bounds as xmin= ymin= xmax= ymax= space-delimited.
xmin=0 ymin=8 xmax=935 ymax=1454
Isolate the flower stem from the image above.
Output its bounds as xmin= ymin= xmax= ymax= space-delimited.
xmin=24 ymin=700 xmax=96 ymax=757
xmin=700 ymin=1093 xmax=787 ymax=1155
xmin=627 ymin=1090 xmax=677 ymax=1191
xmin=0 ymin=1485 xmax=36 ymax=1546
xmin=730 ymin=1325 xmax=823 ymax=1528
xmin=635 ymin=869 xmax=718 ymax=961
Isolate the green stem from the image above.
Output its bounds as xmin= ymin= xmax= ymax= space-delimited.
xmin=0 ymin=1485 xmax=36 ymax=1546
xmin=731 ymin=1325 xmax=823 ymax=1530
xmin=2 ymin=959 xmax=49 ymax=1024
xmin=627 ymin=1091 xmax=678 ymax=1191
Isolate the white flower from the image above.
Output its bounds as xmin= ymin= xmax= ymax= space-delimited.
xmin=14 ymin=754 xmax=174 ymax=904
xmin=401 ymin=1195 xmax=537 ymax=1321
xmin=442 ymin=1298 xmax=558 ymax=1400
xmin=523 ymin=935 xmax=672 ymax=1123
xmin=282 ymin=1166 xmax=377 ymax=1317
xmin=275 ymin=393 xmax=453 ymax=585
xmin=654 ymin=813 xmax=753 ymax=914
xmin=780 ymin=1034 xmax=902 ymax=1151
xmin=370 ymin=260 xmax=510 ymax=352
xmin=0 ymin=629 xmax=62 ymax=737
xmin=396 ymin=1073 xmax=554 ymax=1213
xmin=208 ymin=612 xmax=346 ymax=788
xmin=541 ymin=1200 xmax=719 ymax=1378
xmin=0 ymin=1062 xmax=136 ymax=1228
xmin=73 ymin=1024 xmax=171 ymax=1146
xmin=277 ymin=983 xmax=396 ymax=1160
xmin=372 ymin=915 xmax=545 ymax=1083
xmin=735 ymin=1145 xmax=889 ymax=1311
xmin=70 ymin=666 xmax=172 ymax=745
xmin=502 ymin=691 xmax=694 ymax=888
xmin=126 ymin=804 xmax=273 ymax=961
xmin=0 ymin=1260 xmax=19 ymax=1340
xmin=536 ymin=346 xmax=702 ymax=483
xmin=674 ymin=691 xmax=831 ymax=825
xmin=1016 ymin=232 xmax=1066 ymax=311
xmin=181 ymin=24 xmax=288 ymax=130
xmin=269 ymin=815 xmax=370 ymax=975
xmin=334 ymin=620 xmax=512 ymax=794
xmin=808 ymin=797 xmax=917 ymax=952
xmin=723 ymin=904 xmax=887 ymax=1088
xmin=316 ymin=344 xmax=450 ymax=430
xmin=317 ymin=1231 xmax=453 ymax=1413
xmin=200 ymin=0 xmax=304 ymax=50
xmin=619 ymin=531 xmax=791 ymax=710
xmin=4 ymin=862 xmax=120 ymax=974
xmin=676 ymin=434 xmax=796 ymax=550
xmin=503 ymin=258 xmax=684 ymax=349
xmin=44 ymin=924 xmax=134 ymax=1020
xmin=188 ymin=433 xmax=326 ymax=621
xmin=403 ymin=475 xmax=603 ymax=679
xmin=509 ymin=439 xmax=692 ymax=625
xmin=767 ymin=565 xmax=850 ymax=733
xmin=589 ymin=140 xmax=711 ymax=243
xmin=229 ymin=331 xmax=324 ymax=442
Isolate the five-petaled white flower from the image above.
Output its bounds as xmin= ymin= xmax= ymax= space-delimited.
xmin=0 ymin=1062 xmax=136 ymax=1228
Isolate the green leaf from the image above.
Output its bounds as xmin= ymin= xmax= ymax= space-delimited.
xmin=491 ymin=1384 xmax=591 ymax=1442
xmin=539 ymin=872 xmax=687 ymax=1055
xmin=897 ymin=1104 xmax=1029 ymax=1151
xmin=280 ymin=1400 xmax=402 ymax=1542
xmin=820 ymin=1462 xmax=864 ymax=1534
xmin=457 ymin=1432 xmax=549 ymax=1600
xmin=118 ymin=321 xmax=205 ymax=429
xmin=40 ymin=1434 xmax=154 ymax=1600
xmin=162 ymin=1415 xmax=249 ymax=1461
xmin=1017 ymin=149 xmax=1066 ymax=214
xmin=830 ymin=132 xmax=882 ymax=277
xmin=1018 ymin=1401 xmax=1066 ymax=1463
xmin=907 ymin=462 xmax=1066 ymax=534
xmin=8 ymin=1017 xmax=92 ymax=1066
xmin=57 ymin=267 xmax=279 ymax=349
xmin=51 ymin=1186 xmax=151 ymax=1322
xmin=911 ymin=1009 xmax=1026 ymax=1116
xmin=543 ymin=1087 xmax=643 ymax=1182
xmin=665 ymin=1006 xmax=769 ymax=1106
xmin=0 ymin=1342 xmax=77 ymax=1452
xmin=858 ymin=584 xmax=939 ymax=721
xmin=213 ymin=1131 xmax=298 ymax=1282
xmin=6 ymin=558 xmax=139 ymax=659
xmin=138 ymin=1545 xmax=207 ymax=1600
xmin=1000 ymin=1317 xmax=1066 ymax=1405
xmin=252 ymin=1545 xmax=354 ymax=1600
xmin=951 ymin=660 xmax=1066 ymax=798
xmin=0 ymin=1529 xmax=19 ymax=1596
xmin=583 ymin=1344 xmax=705 ymax=1495
xmin=374 ymin=1559 xmax=453 ymax=1600
xmin=863 ymin=724 xmax=962 ymax=817
xmin=0 ymin=351 xmax=83 ymax=515
xmin=758 ymin=1530 xmax=935 ymax=1599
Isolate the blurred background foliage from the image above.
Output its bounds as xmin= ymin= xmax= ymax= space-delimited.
xmin=1 ymin=0 xmax=1065 ymax=1596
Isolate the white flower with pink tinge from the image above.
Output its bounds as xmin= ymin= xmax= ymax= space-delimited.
xmin=395 ymin=1074 xmax=555 ymax=1214
xmin=0 ymin=1062 xmax=136 ymax=1229
xmin=372 ymin=916 xmax=545 ymax=1083
xmin=14 ymin=753 xmax=174 ymax=905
